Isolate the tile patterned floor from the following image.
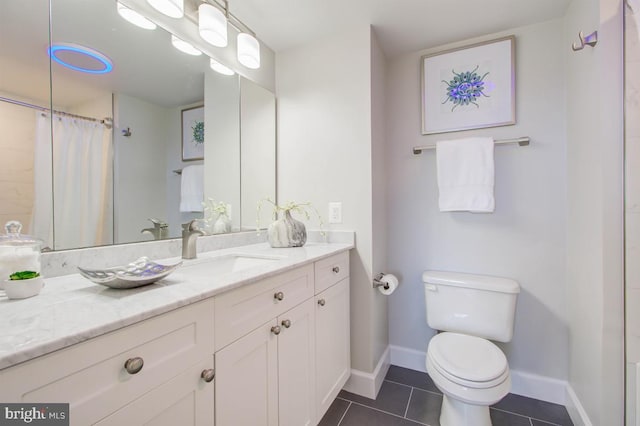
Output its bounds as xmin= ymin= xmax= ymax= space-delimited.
xmin=319 ymin=366 xmax=574 ymax=426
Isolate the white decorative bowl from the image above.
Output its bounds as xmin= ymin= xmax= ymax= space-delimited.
xmin=4 ymin=276 xmax=44 ymax=299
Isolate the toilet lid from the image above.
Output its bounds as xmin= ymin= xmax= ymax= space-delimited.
xmin=428 ymin=333 xmax=508 ymax=386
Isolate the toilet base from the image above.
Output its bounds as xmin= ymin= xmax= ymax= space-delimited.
xmin=440 ymin=394 xmax=492 ymax=426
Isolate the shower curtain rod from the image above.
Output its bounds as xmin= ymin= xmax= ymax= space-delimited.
xmin=0 ymin=96 xmax=113 ymax=128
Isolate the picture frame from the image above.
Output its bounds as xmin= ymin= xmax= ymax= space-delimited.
xmin=421 ymin=35 xmax=515 ymax=135
xmin=181 ymin=105 xmax=205 ymax=161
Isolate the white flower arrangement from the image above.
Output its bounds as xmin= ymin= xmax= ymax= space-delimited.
xmin=202 ymin=198 xmax=231 ymax=232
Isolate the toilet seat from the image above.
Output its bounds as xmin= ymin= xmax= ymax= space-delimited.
xmin=427 ymin=332 xmax=509 ymax=389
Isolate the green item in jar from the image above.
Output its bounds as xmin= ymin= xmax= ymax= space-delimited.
xmin=9 ymin=271 xmax=40 ymax=280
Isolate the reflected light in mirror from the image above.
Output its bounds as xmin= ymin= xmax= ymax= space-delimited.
xmin=199 ymin=3 xmax=227 ymax=47
xmin=117 ymin=2 xmax=157 ymax=30
xmin=171 ymin=34 xmax=202 ymax=56
xmin=237 ymin=33 xmax=260 ymax=69
xmin=147 ymin=0 xmax=184 ymax=18
xmin=48 ymin=43 xmax=114 ymax=74
xmin=210 ymin=58 xmax=235 ymax=76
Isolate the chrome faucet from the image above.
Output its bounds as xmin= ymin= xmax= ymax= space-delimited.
xmin=182 ymin=220 xmax=204 ymax=259
xmin=141 ymin=218 xmax=169 ymax=240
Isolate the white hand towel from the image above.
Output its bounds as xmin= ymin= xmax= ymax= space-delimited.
xmin=436 ymin=137 xmax=495 ymax=212
xmin=179 ymin=165 xmax=204 ymax=212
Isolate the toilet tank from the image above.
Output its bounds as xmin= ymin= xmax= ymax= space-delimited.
xmin=423 ymin=271 xmax=520 ymax=342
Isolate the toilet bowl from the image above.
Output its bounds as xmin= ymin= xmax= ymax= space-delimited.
xmin=426 ymin=332 xmax=511 ymax=426
xmin=422 ymin=271 xmax=520 ymax=426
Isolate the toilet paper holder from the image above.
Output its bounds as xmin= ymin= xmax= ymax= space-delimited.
xmin=373 ymin=273 xmax=390 ymax=290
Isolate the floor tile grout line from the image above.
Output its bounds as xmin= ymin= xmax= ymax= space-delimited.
xmin=404 ymin=386 xmax=414 ymax=418
xmin=384 ymin=378 xmax=442 ymax=397
xmin=343 ymin=399 xmax=429 ymax=425
xmin=384 ymin=379 xmax=415 ymax=389
xmin=336 ymin=401 xmax=352 ymax=426
xmin=530 ymin=418 xmax=534 ymax=426
xmin=491 ymin=407 xmax=562 ymax=426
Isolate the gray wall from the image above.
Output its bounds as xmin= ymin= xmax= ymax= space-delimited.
xmin=385 ymin=19 xmax=569 ymax=399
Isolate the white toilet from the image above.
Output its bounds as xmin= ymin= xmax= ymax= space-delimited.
xmin=423 ymin=270 xmax=520 ymax=426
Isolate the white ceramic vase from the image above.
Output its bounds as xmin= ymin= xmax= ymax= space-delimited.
xmin=267 ymin=210 xmax=307 ymax=248
xmin=213 ymin=213 xmax=231 ymax=234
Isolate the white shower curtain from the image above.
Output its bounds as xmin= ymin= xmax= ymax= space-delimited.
xmin=32 ymin=113 xmax=113 ymax=250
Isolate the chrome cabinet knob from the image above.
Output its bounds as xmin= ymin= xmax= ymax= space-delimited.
xmin=318 ymin=299 xmax=326 ymax=307
xmin=124 ymin=357 xmax=144 ymax=375
xmin=332 ymin=266 xmax=340 ymax=273
xmin=281 ymin=319 xmax=291 ymax=328
xmin=271 ymin=325 xmax=281 ymax=335
xmin=274 ymin=291 xmax=284 ymax=301
xmin=201 ymin=369 xmax=215 ymax=383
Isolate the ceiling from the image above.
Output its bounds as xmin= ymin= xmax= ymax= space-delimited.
xmin=230 ymin=0 xmax=572 ymax=56
xmin=1 ymin=0 xmax=571 ymax=110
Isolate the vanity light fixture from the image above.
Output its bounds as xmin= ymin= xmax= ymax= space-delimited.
xmin=199 ymin=3 xmax=227 ymax=47
xmin=117 ymin=2 xmax=157 ymax=30
xmin=48 ymin=43 xmax=113 ymax=74
xmin=237 ymin=33 xmax=260 ymax=69
xmin=147 ymin=0 xmax=184 ymax=18
xmin=171 ymin=35 xmax=202 ymax=56
xmin=210 ymin=58 xmax=235 ymax=75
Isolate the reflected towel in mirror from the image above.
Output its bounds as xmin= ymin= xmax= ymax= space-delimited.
xmin=180 ymin=165 xmax=204 ymax=212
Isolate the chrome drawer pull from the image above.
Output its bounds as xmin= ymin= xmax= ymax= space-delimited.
xmin=124 ymin=357 xmax=144 ymax=375
xmin=274 ymin=291 xmax=284 ymax=301
xmin=318 ymin=299 xmax=326 ymax=307
xmin=281 ymin=319 xmax=291 ymax=328
xmin=201 ymin=369 xmax=215 ymax=383
xmin=271 ymin=325 xmax=281 ymax=335
xmin=332 ymin=266 xmax=340 ymax=274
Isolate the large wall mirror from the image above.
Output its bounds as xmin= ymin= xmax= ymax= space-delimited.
xmin=0 ymin=0 xmax=276 ymax=251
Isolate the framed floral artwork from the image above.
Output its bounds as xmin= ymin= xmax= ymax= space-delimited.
xmin=182 ymin=105 xmax=205 ymax=161
xmin=421 ymin=35 xmax=515 ymax=135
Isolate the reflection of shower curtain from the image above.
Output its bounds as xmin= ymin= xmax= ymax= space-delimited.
xmin=32 ymin=113 xmax=113 ymax=250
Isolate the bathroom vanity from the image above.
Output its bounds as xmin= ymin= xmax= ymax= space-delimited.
xmin=0 ymin=242 xmax=351 ymax=426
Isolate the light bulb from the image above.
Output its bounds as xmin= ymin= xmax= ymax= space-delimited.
xmin=171 ymin=35 xmax=202 ymax=56
xmin=117 ymin=3 xmax=157 ymax=30
xmin=146 ymin=0 xmax=183 ymax=18
xmin=237 ymin=33 xmax=260 ymax=69
xmin=199 ymin=4 xmax=227 ymax=47
xmin=210 ymin=58 xmax=234 ymax=75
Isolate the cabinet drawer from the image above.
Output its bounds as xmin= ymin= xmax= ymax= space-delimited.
xmin=314 ymin=251 xmax=349 ymax=294
xmin=0 ymin=298 xmax=215 ymax=426
xmin=214 ymin=264 xmax=314 ymax=351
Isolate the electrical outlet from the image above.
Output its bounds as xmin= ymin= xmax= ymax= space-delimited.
xmin=328 ymin=202 xmax=342 ymax=224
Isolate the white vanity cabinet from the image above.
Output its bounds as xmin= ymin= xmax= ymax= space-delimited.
xmin=0 ymin=247 xmax=351 ymax=426
xmin=214 ymin=251 xmax=350 ymax=426
xmin=0 ymin=298 xmax=216 ymax=426
xmin=214 ymin=265 xmax=317 ymax=426
xmin=314 ymin=252 xmax=351 ymax=420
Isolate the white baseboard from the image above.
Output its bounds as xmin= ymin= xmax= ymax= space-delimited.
xmin=389 ymin=345 xmax=568 ymax=405
xmin=343 ymin=347 xmax=391 ymax=399
xmin=565 ymin=384 xmax=593 ymax=426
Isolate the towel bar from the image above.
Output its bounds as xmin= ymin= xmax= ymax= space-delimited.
xmin=412 ymin=137 xmax=530 ymax=155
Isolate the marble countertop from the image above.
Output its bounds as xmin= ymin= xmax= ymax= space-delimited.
xmin=0 ymin=242 xmax=352 ymax=370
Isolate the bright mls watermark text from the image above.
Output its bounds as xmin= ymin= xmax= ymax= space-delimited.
xmin=0 ymin=404 xmax=68 ymax=425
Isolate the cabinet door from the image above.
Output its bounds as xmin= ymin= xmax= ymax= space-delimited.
xmin=94 ymin=357 xmax=215 ymax=426
xmin=215 ymin=320 xmax=279 ymax=426
xmin=315 ymin=278 xmax=351 ymax=420
xmin=278 ymin=298 xmax=316 ymax=426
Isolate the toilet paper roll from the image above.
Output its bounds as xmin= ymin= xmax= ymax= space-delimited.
xmin=378 ymin=273 xmax=399 ymax=295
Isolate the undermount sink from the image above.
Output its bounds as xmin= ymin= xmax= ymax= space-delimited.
xmin=180 ymin=253 xmax=284 ymax=277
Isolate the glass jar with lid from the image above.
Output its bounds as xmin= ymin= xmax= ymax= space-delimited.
xmin=0 ymin=221 xmax=43 ymax=285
